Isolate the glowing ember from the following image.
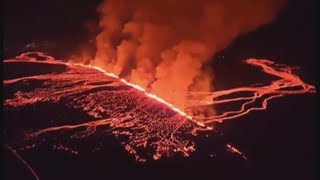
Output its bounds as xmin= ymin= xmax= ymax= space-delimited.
xmin=226 ymin=144 xmax=247 ymax=160
xmin=3 ymin=52 xmax=316 ymax=162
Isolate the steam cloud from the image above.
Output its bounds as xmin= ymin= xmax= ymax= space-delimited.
xmin=92 ymin=0 xmax=287 ymax=109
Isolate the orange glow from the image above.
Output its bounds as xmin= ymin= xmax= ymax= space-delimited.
xmin=90 ymin=0 xmax=288 ymax=112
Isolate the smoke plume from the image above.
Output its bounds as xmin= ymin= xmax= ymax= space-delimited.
xmin=92 ymin=0 xmax=287 ymax=109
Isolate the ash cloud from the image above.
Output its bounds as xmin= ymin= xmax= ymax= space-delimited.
xmin=91 ymin=0 xmax=287 ymax=109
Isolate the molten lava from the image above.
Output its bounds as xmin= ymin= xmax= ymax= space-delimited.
xmin=73 ymin=63 xmax=199 ymax=125
xmin=3 ymin=52 xmax=316 ymax=163
xmin=187 ymin=59 xmax=316 ymax=124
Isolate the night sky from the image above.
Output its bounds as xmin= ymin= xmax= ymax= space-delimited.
xmin=3 ymin=0 xmax=317 ymax=179
xmin=4 ymin=0 xmax=101 ymax=58
xmin=4 ymin=0 xmax=316 ymax=67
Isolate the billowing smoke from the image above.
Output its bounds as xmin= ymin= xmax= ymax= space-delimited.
xmin=92 ymin=0 xmax=287 ymax=109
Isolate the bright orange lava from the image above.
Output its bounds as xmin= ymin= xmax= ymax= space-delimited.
xmin=72 ymin=63 xmax=208 ymax=128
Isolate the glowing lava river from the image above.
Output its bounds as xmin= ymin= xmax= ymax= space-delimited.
xmin=3 ymin=52 xmax=316 ymax=179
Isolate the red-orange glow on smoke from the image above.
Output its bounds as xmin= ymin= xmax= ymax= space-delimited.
xmin=90 ymin=0 xmax=288 ymax=110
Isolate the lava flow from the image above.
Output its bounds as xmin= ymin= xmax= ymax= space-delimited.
xmin=187 ymin=59 xmax=316 ymax=124
xmin=3 ymin=52 xmax=315 ymax=162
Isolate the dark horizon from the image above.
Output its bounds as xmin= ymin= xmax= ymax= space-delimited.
xmin=4 ymin=0 xmax=316 ymax=62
